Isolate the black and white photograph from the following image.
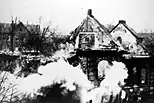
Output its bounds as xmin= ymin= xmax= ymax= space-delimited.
xmin=0 ymin=0 xmax=154 ymax=103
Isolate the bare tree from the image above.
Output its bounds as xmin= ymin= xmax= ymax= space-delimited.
xmin=0 ymin=71 xmax=22 ymax=103
xmin=23 ymin=22 xmax=69 ymax=56
xmin=0 ymin=17 xmax=18 ymax=53
xmin=10 ymin=18 xmax=18 ymax=53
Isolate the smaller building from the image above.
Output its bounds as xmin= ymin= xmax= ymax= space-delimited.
xmin=110 ymin=20 xmax=154 ymax=89
xmin=109 ymin=20 xmax=151 ymax=57
xmin=0 ymin=21 xmax=40 ymax=53
xmin=68 ymin=10 xmax=154 ymax=90
xmin=68 ymin=9 xmax=127 ymax=86
xmin=69 ymin=9 xmax=124 ymax=52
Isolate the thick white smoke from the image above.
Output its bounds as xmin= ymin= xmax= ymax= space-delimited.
xmin=16 ymin=50 xmax=93 ymax=98
xmin=99 ymin=61 xmax=128 ymax=102
xmin=97 ymin=60 xmax=111 ymax=79
xmin=80 ymin=60 xmax=128 ymax=103
xmin=0 ymin=48 xmax=128 ymax=103
xmin=0 ymin=49 xmax=94 ymax=102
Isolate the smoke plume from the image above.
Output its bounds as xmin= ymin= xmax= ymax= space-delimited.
xmin=0 ymin=49 xmax=128 ymax=103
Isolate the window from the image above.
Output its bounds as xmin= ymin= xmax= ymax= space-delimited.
xmin=117 ymin=36 xmax=122 ymax=44
xmin=78 ymin=32 xmax=95 ymax=49
xmin=19 ymin=28 xmax=22 ymax=31
xmin=85 ymin=37 xmax=90 ymax=43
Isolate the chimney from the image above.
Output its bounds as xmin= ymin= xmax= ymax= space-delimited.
xmin=119 ymin=20 xmax=126 ymax=24
xmin=87 ymin=9 xmax=93 ymax=17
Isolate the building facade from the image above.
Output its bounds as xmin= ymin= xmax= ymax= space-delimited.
xmin=0 ymin=21 xmax=40 ymax=53
xmin=68 ymin=9 xmax=154 ymax=93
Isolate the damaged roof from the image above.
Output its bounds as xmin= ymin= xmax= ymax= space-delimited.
xmin=69 ymin=9 xmax=109 ymax=41
xmin=0 ymin=21 xmax=40 ymax=35
xmin=109 ymin=20 xmax=153 ymax=56
xmin=69 ymin=9 xmax=124 ymax=50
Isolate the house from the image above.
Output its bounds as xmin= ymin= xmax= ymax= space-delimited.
xmin=109 ymin=20 xmax=151 ymax=57
xmin=109 ymin=20 xmax=154 ymax=87
xmin=68 ymin=9 xmax=154 ymax=88
xmin=0 ymin=21 xmax=40 ymax=53
xmin=69 ymin=9 xmax=124 ymax=52
xmin=68 ymin=9 xmax=128 ymax=86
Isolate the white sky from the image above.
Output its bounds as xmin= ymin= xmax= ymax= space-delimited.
xmin=0 ymin=0 xmax=154 ymax=33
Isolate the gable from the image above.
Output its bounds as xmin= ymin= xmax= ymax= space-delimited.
xmin=70 ymin=15 xmax=124 ymax=50
xmin=111 ymin=23 xmax=137 ymax=44
xmin=110 ymin=22 xmax=149 ymax=55
xmin=15 ymin=23 xmax=29 ymax=35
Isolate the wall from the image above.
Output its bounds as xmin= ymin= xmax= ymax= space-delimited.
xmin=110 ymin=24 xmax=146 ymax=55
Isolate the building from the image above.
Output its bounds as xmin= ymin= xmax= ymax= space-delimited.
xmin=69 ymin=9 xmax=124 ymax=51
xmin=109 ymin=20 xmax=154 ymax=87
xmin=68 ymin=9 xmax=154 ymax=93
xmin=0 ymin=22 xmax=12 ymax=51
xmin=69 ymin=9 xmax=128 ymax=86
xmin=110 ymin=20 xmax=151 ymax=57
xmin=0 ymin=21 xmax=40 ymax=53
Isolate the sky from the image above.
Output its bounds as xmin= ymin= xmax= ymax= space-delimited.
xmin=0 ymin=0 xmax=154 ymax=33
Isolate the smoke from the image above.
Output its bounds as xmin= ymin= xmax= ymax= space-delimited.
xmin=0 ymin=48 xmax=128 ymax=103
xmin=80 ymin=60 xmax=128 ymax=103
xmin=15 ymin=52 xmax=93 ymax=102
xmin=0 ymin=49 xmax=94 ymax=103
xmin=99 ymin=61 xmax=128 ymax=101
xmin=97 ymin=60 xmax=111 ymax=79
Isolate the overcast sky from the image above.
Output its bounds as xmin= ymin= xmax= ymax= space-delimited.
xmin=0 ymin=0 xmax=154 ymax=33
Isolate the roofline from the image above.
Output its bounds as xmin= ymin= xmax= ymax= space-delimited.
xmin=122 ymin=23 xmax=140 ymax=40
xmin=109 ymin=22 xmax=139 ymax=39
xmin=109 ymin=22 xmax=120 ymax=33
xmin=92 ymin=17 xmax=125 ymax=49
xmin=122 ymin=23 xmax=153 ymax=55
xmin=92 ymin=16 xmax=109 ymax=34
xmin=1 ymin=21 xmax=40 ymax=35
xmin=69 ymin=18 xmax=87 ymax=42
xmin=16 ymin=22 xmax=31 ymax=34
xmin=17 ymin=22 xmax=41 ymax=34
xmin=109 ymin=21 xmax=153 ymax=55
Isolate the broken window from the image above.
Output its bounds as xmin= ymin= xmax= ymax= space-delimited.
xmin=117 ymin=36 xmax=122 ymax=44
xmin=78 ymin=33 xmax=95 ymax=49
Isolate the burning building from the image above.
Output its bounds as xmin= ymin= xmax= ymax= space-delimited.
xmin=68 ymin=9 xmax=127 ymax=86
xmin=1 ymin=9 xmax=154 ymax=103
xmin=68 ymin=9 xmax=154 ymax=101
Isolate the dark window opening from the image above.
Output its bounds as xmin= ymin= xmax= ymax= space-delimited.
xmin=19 ymin=28 xmax=22 ymax=31
xmin=78 ymin=33 xmax=95 ymax=49
xmin=117 ymin=36 xmax=122 ymax=44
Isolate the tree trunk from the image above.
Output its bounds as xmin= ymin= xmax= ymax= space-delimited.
xmin=10 ymin=34 xmax=14 ymax=52
xmin=11 ymin=21 xmax=15 ymax=53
